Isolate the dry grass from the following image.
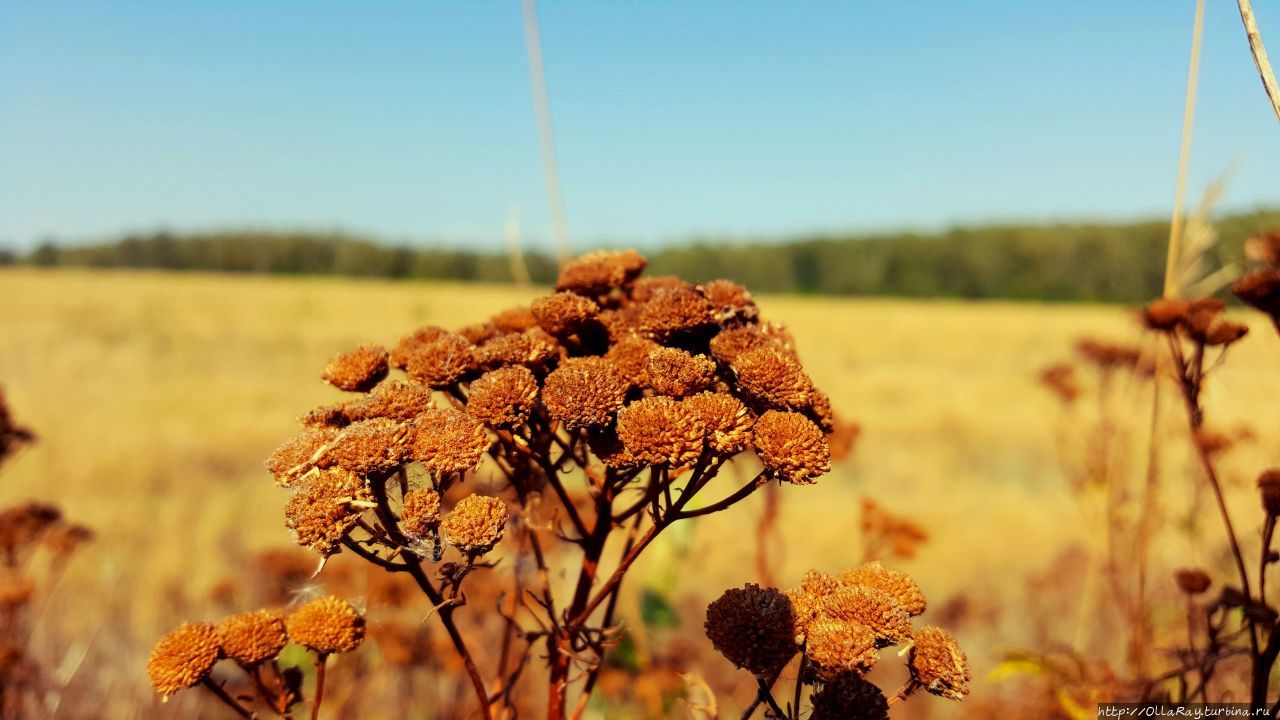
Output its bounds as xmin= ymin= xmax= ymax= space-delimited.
xmin=1 ymin=267 xmax=1278 ymax=717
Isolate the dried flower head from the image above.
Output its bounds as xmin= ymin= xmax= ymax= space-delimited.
xmin=643 ymin=347 xmax=716 ymax=398
xmin=629 ymin=275 xmax=686 ymax=303
xmin=731 ymin=347 xmax=815 ymax=410
xmin=1173 ymin=568 xmax=1212 ymax=595
xmin=403 ymin=333 xmax=476 ymax=388
xmin=318 ymin=419 xmax=412 ymax=476
xmin=0 ymin=502 xmax=61 ymax=556
xmin=1258 ymin=469 xmax=1280 ymax=517
xmin=682 ymin=392 xmax=753 ymax=455
xmin=0 ymin=387 xmax=36 ymax=465
xmin=42 ymin=522 xmax=94 ymax=558
xmin=0 ymin=569 xmax=35 ymax=607
xmin=286 ymin=596 xmax=366 ymax=655
xmin=786 ymin=571 xmax=845 ymax=642
xmin=1183 ymin=298 xmax=1227 ymax=341
xmin=147 ymin=622 xmax=221 ymax=697
xmin=909 ymin=626 xmax=971 ymax=700
xmin=474 ymin=330 xmax=562 ymax=371
xmin=1141 ymin=298 xmax=1190 ymax=331
xmin=300 ymin=403 xmax=349 ymax=428
xmin=1234 ymin=268 xmax=1280 ymax=330
xmin=531 ymin=291 xmax=601 ymax=336
xmin=637 ymin=285 xmax=714 ymax=339
xmin=391 ymin=326 xmax=449 ymax=368
xmin=542 ymin=358 xmax=632 ymax=429
xmin=266 ymin=427 xmax=338 ymax=486
xmin=604 ymin=334 xmax=661 ymax=384
xmin=616 ymin=396 xmax=705 ymax=467
xmin=467 ymin=366 xmax=539 ymax=428
xmin=344 ymin=380 xmax=434 ymax=423
xmin=1200 ymin=318 xmax=1250 ymax=347
xmin=839 ymin=562 xmax=927 ymax=617
xmin=411 ymin=407 xmax=490 ymax=477
xmin=490 ymin=306 xmax=539 ymax=334
xmin=701 ymin=279 xmax=758 ymax=325
xmin=703 ymin=584 xmax=797 ymax=677
xmin=806 ymin=619 xmax=879 ymax=679
xmin=322 ymin=344 xmax=389 ymax=392
xmin=809 ymin=672 xmax=890 ymax=720
xmin=284 ymin=467 xmax=372 ymax=554
xmin=1246 ymin=229 xmax=1280 ymax=266
xmin=709 ymin=325 xmax=784 ymax=366
xmin=1076 ymin=338 xmax=1143 ymax=369
xmin=441 ymin=494 xmax=508 ymax=556
xmin=821 ymin=585 xmax=912 ymax=646
xmin=753 ymin=410 xmax=830 ymax=484
xmin=216 ymin=610 xmax=287 ymax=667
xmin=586 ymin=427 xmax=640 ymax=469
xmin=400 ymin=488 xmax=442 ymax=537
xmin=458 ymin=322 xmax=499 ymax=345
xmin=1039 ymin=363 xmax=1081 ymax=404
xmin=556 ymin=250 xmax=648 ymax=297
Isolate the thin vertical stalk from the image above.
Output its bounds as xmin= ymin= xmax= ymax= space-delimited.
xmin=310 ymin=655 xmax=327 ymax=720
xmin=523 ymin=0 xmax=572 ymax=265
xmin=1237 ymin=0 xmax=1280 ymax=125
xmin=1165 ymin=0 xmax=1205 ymax=297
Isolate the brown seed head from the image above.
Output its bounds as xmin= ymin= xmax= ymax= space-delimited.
xmin=542 ymin=357 xmax=632 ymax=429
xmin=344 ymin=380 xmax=434 ymax=423
xmin=821 ymin=585 xmax=912 ymax=646
xmin=701 ymin=279 xmax=759 ymax=325
xmin=681 ymin=392 xmax=753 ymax=455
xmin=284 ymin=467 xmax=372 ymax=554
xmin=286 ymin=596 xmax=365 ymax=655
xmin=411 ymin=407 xmax=491 ymax=477
xmin=709 ymin=325 xmax=783 ymax=366
xmin=403 ymin=333 xmax=476 ymax=388
xmin=753 ymin=410 xmax=830 ymax=484
xmin=322 ymin=344 xmax=389 ymax=392
xmin=1200 ymin=318 xmax=1250 ymax=347
xmin=441 ymin=494 xmax=508 ymax=555
xmin=0 ymin=502 xmax=61 ymax=556
xmin=300 ymin=403 xmax=349 ymax=428
xmin=637 ymin=285 xmax=714 ymax=339
xmin=1141 ymin=298 xmax=1190 ymax=331
xmin=147 ymin=622 xmax=221 ymax=697
xmin=909 ymin=626 xmax=971 ymax=700
xmin=806 ymin=619 xmax=879 ymax=680
xmin=556 ymin=250 xmax=648 ymax=296
xmin=531 ymin=292 xmax=601 ymax=336
xmin=1258 ymin=469 xmax=1280 ymax=516
xmin=616 ymin=396 xmax=705 ymax=467
xmin=731 ymin=347 xmax=815 ymax=410
xmin=786 ymin=570 xmax=842 ymax=643
xmin=474 ymin=330 xmax=562 ymax=371
xmin=266 ymin=427 xmax=339 ymax=486
xmin=1234 ymin=268 xmax=1280 ymax=324
xmin=1173 ymin=568 xmax=1212 ymax=595
xmin=490 ymin=306 xmax=539 ymax=334
xmin=42 ymin=522 xmax=93 ymax=558
xmin=703 ymin=584 xmax=797 ymax=677
xmin=809 ymin=672 xmax=890 ymax=720
xmin=629 ymin=275 xmax=686 ymax=303
xmin=317 ymin=419 xmax=412 ymax=476
xmin=0 ymin=569 xmax=35 ymax=607
xmin=391 ymin=326 xmax=449 ymax=368
xmin=1246 ymin=229 xmax=1280 ymax=267
xmin=400 ymin=488 xmax=442 ymax=537
xmin=1039 ymin=364 xmax=1081 ymax=404
xmin=467 ymin=366 xmax=539 ymax=428
xmin=1075 ymin=338 xmax=1143 ymax=369
xmin=1183 ymin=298 xmax=1227 ymax=341
xmin=216 ymin=610 xmax=287 ymax=667
xmin=643 ymin=347 xmax=717 ymax=398
xmin=587 ymin=427 xmax=640 ymax=469
xmin=839 ymin=562 xmax=927 ymax=617
xmin=604 ymin=334 xmax=661 ymax=384
xmin=458 ymin=322 xmax=500 ymax=345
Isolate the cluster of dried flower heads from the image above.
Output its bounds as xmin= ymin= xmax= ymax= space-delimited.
xmin=705 ymin=562 xmax=968 ymax=719
xmin=153 ymin=250 xmax=868 ymax=719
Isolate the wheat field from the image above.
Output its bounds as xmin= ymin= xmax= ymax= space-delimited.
xmin=1 ymin=267 xmax=1278 ymax=718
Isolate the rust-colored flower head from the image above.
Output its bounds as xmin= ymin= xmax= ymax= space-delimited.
xmin=806 ymin=619 xmax=879 ymax=680
xmin=403 ymin=332 xmax=476 ymax=388
xmin=701 ymin=279 xmax=759 ymax=325
xmin=703 ymin=584 xmax=797 ymax=677
xmin=1246 ymin=229 xmax=1280 ymax=267
xmin=909 ymin=626 xmax=971 ymax=700
xmin=616 ymin=396 xmax=705 ymax=467
xmin=467 ymin=366 xmax=539 ymax=428
xmin=344 ymin=380 xmax=434 ymax=423
xmin=604 ymin=334 xmax=661 ymax=384
xmin=441 ymin=494 xmax=508 ymax=556
xmin=411 ymin=407 xmax=490 ymax=477
xmin=147 ymin=622 xmax=221 ymax=697
xmin=0 ymin=569 xmax=35 ymax=607
xmin=284 ymin=467 xmax=372 ymax=554
xmin=286 ymin=596 xmax=366 ymax=655
xmin=42 ymin=522 xmax=94 ymax=559
xmin=322 ymin=344 xmax=389 ymax=392
xmin=1141 ymin=298 xmax=1190 ymax=331
xmin=0 ymin=502 xmax=61 ymax=558
xmin=682 ymin=392 xmax=753 ymax=455
xmin=786 ymin=571 xmax=843 ymax=642
xmin=753 ymin=410 xmax=831 ymax=485
xmin=1234 ymin=268 xmax=1280 ymax=329
xmin=839 ymin=562 xmax=927 ymax=617
xmin=629 ymin=275 xmax=686 ymax=303
xmin=809 ymin=672 xmax=890 ymax=720
xmin=821 ymin=585 xmax=912 ymax=646
xmin=216 ymin=610 xmax=287 ymax=667
xmin=531 ymin=291 xmax=601 ymax=337
xmin=458 ymin=322 xmax=500 ymax=345
xmin=807 ymin=389 xmax=836 ymax=432
xmin=709 ymin=325 xmax=786 ymax=366
xmin=643 ymin=347 xmax=716 ymax=398
xmin=490 ymin=306 xmax=539 ymax=334
xmin=1039 ymin=364 xmax=1081 ymax=404
xmin=1173 ymin=568 xmax=1212 ymax=595
xmin=1200 ymin=318 xmax=1250 ymax=347
xmin=637 ymin=285 xmax=714 ymax=339
xmin=1076 ymin=338 xmax=1143 ymax=369
xmin=400 ymin=487 xmax=442 ymax=538
xmin=473 ymin=329 xmax=562 ymax=371
xmin=556 ymin=250 xmax=648 ymax=297
xmin=300 ymin=403 xmax=349 ymax=428
xmin=1258 ymin=469 xmax=1280 ymax=516
xmin=391 ymin=326 xmax=449 ymax=368
xmin=542 ymin=357 xmax=632 ymax=429
xmin=0 ymin=387 xmax=36 ymax=466
xmin=266 ymin=427 xmax=339 ymax=486
xmin=1183 ymin=298 xmax=1227 ymax=342
xmin=317 ymin=419 xmax=412 ymax=476
xmin=731 ymin=347 xmax=815 ymax=410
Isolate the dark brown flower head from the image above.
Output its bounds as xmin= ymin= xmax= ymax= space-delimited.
xmin=216 ymin=610 xmax=287 ymax=667
xmin=616 ymin=396 xmax=705 ymax=467
xmin=391 ymin=326 xmax=449 ymax=368
xmin=753 ymin=410 xmax=830 ymax=485
xmin=542 ymin=358 xmax=631 ymax=429
xmin=266 ymin=427 xmax=339 ymax=486
xmin=300 ymin=403 xmax=350 ymax=428
xmin=821 ymin=585 xmax=912 ymax=646
xmin=1201 ymin=318 xmax=1249 ymax=347
xmin=322 ymin=344 xmax=389 ymax=392
xmin=531 ymin=291 xmax=601 ymax=336
xmin=587 ymin=427 xmax=640 ymax=469
xmin=681 ymin=392 xmax=753 ymax=455
xmin=1141 ymin=298 xmax=1190 ymax=331
xmin=42 ymin=522 xmax=94 ymax=558
xmin=629 ymin=275 xmax=686 ymax=303
xmin=731 ymin=347 xmax=815 ymax=410
xmin=1039 ymin=363 xmax=1081 ymax=404
xmin=1183 ymin=298 xmax=1227 ymax=341
xmin=839 ymin=562 xmax=927 ymax=617
xmin=637 ymin=285 xmax=714 ymax=339
xmin=1234 ymin=268 xmax=1280 ymax=326
xmin=1075 ymin=338 xmax=1143 ymax=369
xmin=284 ymin=467 xmax=372 ymax=554
xmin=809 ymin=672 xmax=890 ymax=720
xmin=703 ymin=584 xmax=797 ymax=677
xmin=399 ymin=488 xmax=442 ymax=537
xmin=286 ymin=596 xmax=366 ymax=655
xmin=643 ymin=347 xmax=717 ymax=398
xmin=1193 ymin=427 xmax=1233 ymax=457
xmin=402 ymin=332 xmax=475 ymax=388
xmin=806 ymin=619 xmax=879 ymax=680
xmin=411 ymin=407 xmax=491 ymax=477
xmin=490 ymin=306 xmax=539 ymax=334
xmin=0 ymin=569 xmax=35 ymax=607
xmin=709 ymin=325 xmax=784 ymax=366
xmin=556 ymin=250 xmax=648 ymax=297
xmin=467 ymin=366 xmax=539 ymax=428
xmin=604 ymin=334 xmax=661 ymax=384
xmin=441 ymin=494 xmax=508 ymax=555
xmin=909 ymin=626 xmax=971 ymax=700
xmin=0 ymin=387 xmax=36 ymax=466
xmin=0 ymin=502 xmax=61 ymax=557
xmin=1246 ymin=228 xmax=1280 ymax=267
xmin=344 ymin=380 xmax=434 ymax=423
xmin=474 ymin=329 xmax=562 ymax=371
xmin=147 ymin=622 xmax=221 ymax=697
xmin=1173 ymin=568 xmax=1212 ymax=595
xmin=1258 ymin=469 xmax=1280 ymax=516
xmin=317 ymin=419 xmax=412 ymax=476
xmin=701 ymin=279 xmax=759 ymax=324
xmin=458 ymin=322 xmax=499 ymax=345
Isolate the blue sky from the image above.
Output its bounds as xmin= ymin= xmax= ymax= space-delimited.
xmin=1 ymin=1 xmax=1278 ymax=251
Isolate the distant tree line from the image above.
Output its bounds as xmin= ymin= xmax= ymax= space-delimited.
xmin=7 ymin=210 xmax=1280 ymax=302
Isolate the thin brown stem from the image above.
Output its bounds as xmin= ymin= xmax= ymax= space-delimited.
xmin=886 ymin=679 xmax=919 ymax=707
xmin=754 ymin=676 xmax=787 ymax=719
xmin=201 ymin=677 xmax=257 ymax=719
xmin=310 ymin=654 xmax=327 ymax=720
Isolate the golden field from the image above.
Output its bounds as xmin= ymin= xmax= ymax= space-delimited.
xmin=1 ymin=267 xmax=1279 ymax=718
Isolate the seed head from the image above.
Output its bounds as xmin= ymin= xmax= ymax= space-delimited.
xmin=809 ymin=672 xmax=890 ymax=720
xmin=147 ymin=622 xmax=221 ymax=697
xmin=643 ymin=347 xmax=716 ymax=398
xmin=344 ymin=380 xmax=434 ymax=423
xmin=322 ymin=344 xmax=389 ymax=392
xmin=839 ymin=562 xmax=927 ymax=617
xmin=616 ymin=396 xmax=704 ymax=467
xmin=300 ymin=403 xmax=349 ymax=428
xmin=400 ymin=488 xmax=442 ymax=538
xmin=491 ymin=306 xmax=540 ymax=334
xmin=629 ymin=275 xmax=686 ymax=303
xmin=703 ymin=584 xmax=797 ymax=677
xmin=531 ymin=292 xmax=600 ymax=336
xmin=1173 ymin=568 xmax=1212 ymax=595
xmin=458 ymin=322 xmax=499 ymax=345
xmin=752 ymin=410 xmax=831 ymax=484
xmin=474 ymin=330 xmax=562 ymax=371
xmin=806 ymin=619 xmax=879 ymax=680
xmin=1234 ymin=268 xmax=1280 ymax=325
xmin=587 ymin=428 xmax=640 ymax=469
xmin=682 ymin=392 xmax=753 ymax=455
xmin=391 ymin=326 xmax=449 ymax=368
xmin=1201 ymin=318 xmax=1250 ymax=347
xmin=0 ymin=502 xmax=61 ymax=557
xmin=821 ymin=585 xmax=912 ymax=646
xmin=266 ymin=427 xmax=339 ymax=486
xmin=732 ymin=347 xmax=815 ymax=410
xmin=909 ymin=626 xmax=971 ymax=700
xmin=1141 ymin=298 xmax=1190 ymax=331
xmin=1246 ymin=229 xmax=1280 ymax=266
xmin=317 ymin=419 xmax=412 ymax=476
xmin=1183 ymin=298 xmax=1227 ymax=342
xmin=441 ymin=494 xmax=508 ymax=556
xmin=403 ymin=333 xmax=476 ymax=388
xmin=786 ymin=570 xmax=842 ymax=643
xmin=605 ymin=334 xmax=661 ymax=384
xmin=1076 ymin=339 xmax=1143 ymax=369
xmin=216 ymin=610 xmax=287 ymax=667
xmin=542 ymin=358 xmax=631 ymax=429
xmin=1039 ymin=364 xmax=1081 ymax=404
xmin=411 ymin=407 xmax=491 ymax=477
xmin=42 ymin=522 xmax=93 ymax=559
xmin=0 ymin=569 xmax=34 ymax=607
xmin=807 ymin=389 xmax=835 ymax=432
xmin=467 ymin=366 xmax=539 ymax=428
xmin=709 ymin=325 xmax=784 ymax=366
xmin=1259 ymin=469 xmax=1280 ymax=516
xmin=286 ymin=596 xmax=366 ymax=655
xmin=637 ymin=285 xmax=714 ymax=339
xmin=284 ymin=467 xmax=372 ymax=554
xmin=556 ymin=250 xmax=648 ymax=296
xmin=701 ymin=279 xmax=758 ymax=324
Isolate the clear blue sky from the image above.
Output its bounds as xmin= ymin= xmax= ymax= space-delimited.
xmin=2 ymin=1 xmax=1279 ymax=251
